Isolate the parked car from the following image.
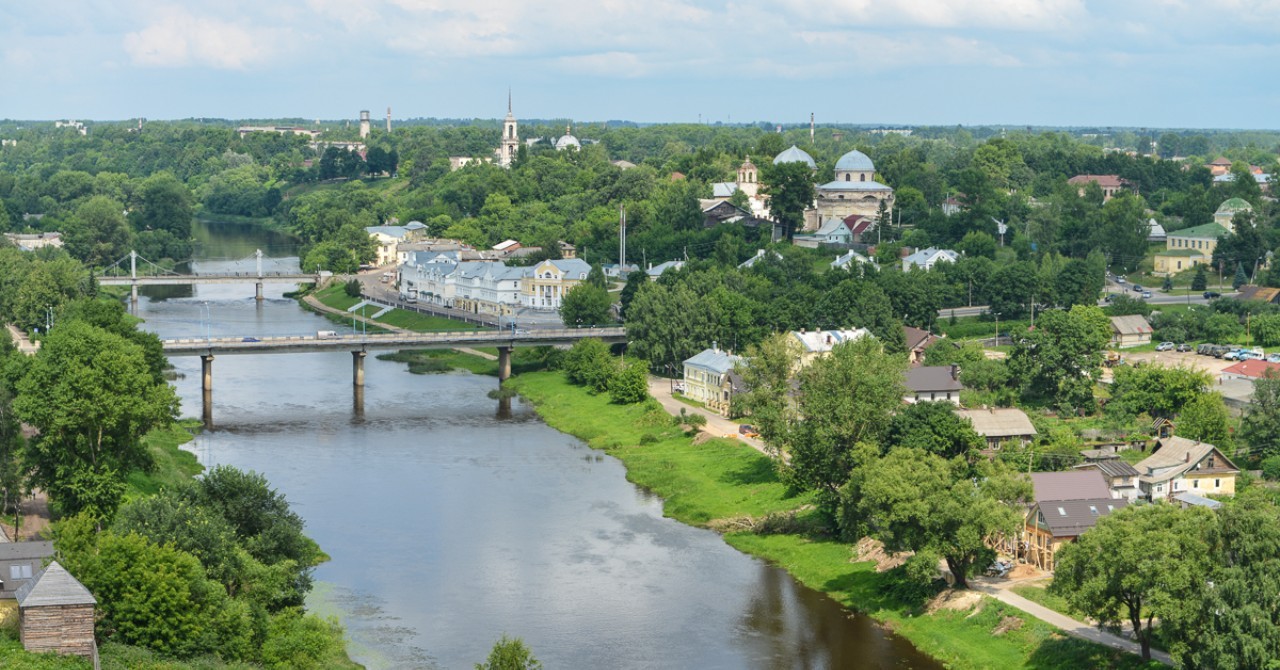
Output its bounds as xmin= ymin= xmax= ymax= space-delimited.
xmin=1204 ymin=291 xmax=1222 ymax=299
xmin=1177 ymin=343 xmax=1192 ymax=352
xmin=1224 ymin=350 xmax=1245 ymax=361
xmin=1268 ymin=353 xmax=1280 ymax=364
xmin=1104 ymin=293 xmax=1115 ymax=302
xmin=1197 ymin=343 xmax=1214 ymax=355
xmin=739 ymin=424 xmax=759 ymax=438
xmin=1240 ymin=351 xmax=1266 ymax=361
xmin=1211 ymin=345 xmax=1233 ymax=358
xmin=1132 ymin=284 xmax=1144 ymax=292
xmin=1142 ymin=291 xmax=1153 ymax=299
xmin=1156 ymin=342 xmax=1175 ymax=351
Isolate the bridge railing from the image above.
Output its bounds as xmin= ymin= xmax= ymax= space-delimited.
xmin=162 ymin=326 xmax=626 ymax=347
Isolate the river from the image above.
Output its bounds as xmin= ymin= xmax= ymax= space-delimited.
xmin=132 ymin=219 xmax=939 ymax=669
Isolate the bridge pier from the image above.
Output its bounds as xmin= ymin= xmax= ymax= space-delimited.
xmin=498 ymin=346 xmax=512 ymax=382
xmin=255 ymin=282 xmax=264 ymax=302
xmin=202 ymin=389 xmax=214 ymax=430
xmin=201 ymin=354 xmax=214 ymax=391
xmin=352 ymin=351 xmax=366 ymax=386
xmin=130 ymin=284 xmax=138 ymax=307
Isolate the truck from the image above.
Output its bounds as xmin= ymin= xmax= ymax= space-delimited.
xmin=317 ymin=330 xmax=339 ymax=339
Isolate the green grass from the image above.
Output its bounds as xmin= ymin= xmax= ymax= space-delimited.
xmin=508 ymin=370 xmax=1164 ymax=669
xmin=125 ymin=420 xmax=205 ymax=498
xmin=1013 ymin=583 xmax=1086 ymax=618
xmin=375 ymin=309 xmax=484 ymax=332
xmin=312 ymin=284 xmax=363 ymax=312
xmin=671 ymin=392 xmax=707 ymax=410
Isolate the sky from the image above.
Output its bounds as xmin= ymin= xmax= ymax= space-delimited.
xmin=2 ymin=0 xmax=1278 ymax=129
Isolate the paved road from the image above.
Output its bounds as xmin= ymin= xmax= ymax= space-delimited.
xmin=645 ymin=376 xmax=771 ymax=457
xmin=972 ymin=581 xmax=1173 ymax=666
xmin=357 ymin=268 xmax=569 ymax=330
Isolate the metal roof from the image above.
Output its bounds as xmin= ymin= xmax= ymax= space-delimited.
xmin=1079 ymin=459 xmax=1140 ymax=479
xmin=1173 ymin=492 xmax=1223 ymax=509
xmin=1136 ymin=437 xmax=1239 ymax=485
xmin=1028 ymin=470 xmax=1112 ymax=503
xmin=0 ymin=540 xmax=54 ymax=560
xmin=1110 ymin=314 xmax=1153 ymax=336
xmin=1033 ymin=498 xmax=1127 ymax=537
xmin=789 ymin=329 xmax=870 ymax=353
xmin=835 ymin=149 xmax=875 ymax=172
xmin=15 ymin=561 xmax=96 ymax=607
xmin=818 ymin=180 xmax=893 ymax=192
xmin=904 ymin=366 xmax=963 ymax=393
xmin=772 ymin=145 xmax=816 ymax=168
xmin=684 ymin=348 xmax=745 ymax=375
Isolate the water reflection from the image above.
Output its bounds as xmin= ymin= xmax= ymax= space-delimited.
xmin=131 ymin=220 xmax=941 ymax=670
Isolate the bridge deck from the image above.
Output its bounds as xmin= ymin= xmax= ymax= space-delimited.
xmin=99 ymin=274 xmax=319 ymax=286
xmin=162 ymin=327 xmax=627 ymax=356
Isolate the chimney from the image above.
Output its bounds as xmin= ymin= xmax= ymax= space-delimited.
xmin=825 ymin=334 xmax=832 ymax=345
xmin=950 ymin=364 xmax=960 ymax=380
xmin=1185 ymin=452 xmax=1191 ymax=463
xmin=712 ymin=341 xmax=719 ymax=353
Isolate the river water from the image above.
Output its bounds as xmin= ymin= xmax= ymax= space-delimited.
xmin=133 ymin=220 xmax=938 ymax=670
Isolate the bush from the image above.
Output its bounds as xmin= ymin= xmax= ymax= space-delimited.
xmin=1262 ymin=456 xmax=1280 ymax=481
xmin=609 ymin=359 xmax=651 ymax=405
xmin=343 ymin=279 xmax=362 ymax=298
xmin=561 ymin=339 xmax=616 ymax=393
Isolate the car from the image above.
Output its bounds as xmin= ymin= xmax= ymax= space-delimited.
xmin=1177 ymin=343 xmax=1192 ymax=352
xmin=1132 ymin=284 xmax=1144 ymax=292
xmin=1104 ymin=293 xmax=1115 ymax=302
xmin=1241 ymin=351 xmax=1265 ymax=361
xmin=1223 ymin=350 xmax=1243 ymax=361
xmin=1142 ymin=291 xmax=1153 ymax=299
xmin=1268 ymin=353 xmax=1280 ymax=364
xmin=739 ymin=424 xmax=759 ymax=438
xmin=1117 ymin=276 xmax=1127 ymax=284
xmin=1204 ymin=291 xmax=1222 ymax=299
xmin=1156 ymin=342 xmax=1175 ymax=351
xmin=241 ymin=337 xmax=261 ymax=343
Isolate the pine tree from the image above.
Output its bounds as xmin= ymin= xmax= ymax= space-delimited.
xmin=1191 ymin=264 xmax=1208 ymax=291
xmin=1162 ymin=276 xmax=1173 ymax=292
xmin=1233 ymin=262 xmax=1248 ymax=290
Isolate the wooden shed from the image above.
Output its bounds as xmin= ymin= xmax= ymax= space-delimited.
xmin=15 ymin=560 xmax=97 ymax=665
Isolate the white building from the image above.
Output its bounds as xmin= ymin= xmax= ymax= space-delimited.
xmin=682 ymin=346 xmax=745 ymax=416
xmin=902 ymin=247 xmax=959 ymax=272
xmin=365 ymin=222 xmax=427 ymax=266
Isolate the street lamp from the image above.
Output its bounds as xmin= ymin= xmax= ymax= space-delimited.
xmin=202 ymin=302 xmax=211 ymax=342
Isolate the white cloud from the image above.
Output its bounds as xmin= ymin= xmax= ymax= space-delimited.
xmin=781 ymin=0 xmax=1086 ymax=31
xmin=123 ymin=8 xmax=287 ymax=69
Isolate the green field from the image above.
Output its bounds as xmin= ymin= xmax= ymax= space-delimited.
xmin=309 ymin=284 xmax=483 ymax=333
xmin=508 ymin=371 xmax=1162 ymax=670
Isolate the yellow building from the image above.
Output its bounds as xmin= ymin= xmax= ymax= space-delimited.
xmin=1135 ymin=436 xmax=1238 ymax=502
xmin=1152 ymin=222 xmax=1229 ymax=276
xmin=519 ymin=259 xmax=591 ymax=310
xmin=681 ymin=346 xmax=745 ymax=417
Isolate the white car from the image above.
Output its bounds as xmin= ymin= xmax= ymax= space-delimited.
xmin=1155 ymin=342 xmax=1175 ymax=351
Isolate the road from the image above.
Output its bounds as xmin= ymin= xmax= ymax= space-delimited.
xmin=938 ymin=284 xmax=1234 ymax=319
xmin=645 ymin=376 xmax=771 ymax=457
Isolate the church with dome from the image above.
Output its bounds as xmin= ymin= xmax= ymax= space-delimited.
xmin=768 ymin=145 xmax=895 ymax=233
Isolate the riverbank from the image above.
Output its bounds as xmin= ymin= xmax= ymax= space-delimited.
xmin=508 ymin=371 xmax=1161 ymax=670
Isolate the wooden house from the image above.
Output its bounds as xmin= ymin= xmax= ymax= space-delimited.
xmin=1135 ymin=436 xmax=1239 ymax=501
xmin=16 ymin=561 xmax=97 ymax=664
xmin=1025 ymin=498 xmax=1128 ymax=571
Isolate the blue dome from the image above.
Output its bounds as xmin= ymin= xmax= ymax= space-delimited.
xmin=772 ymin=145 xmax=816 ymax=169
xmin=835 ymin=149 xmax=874 ymax=172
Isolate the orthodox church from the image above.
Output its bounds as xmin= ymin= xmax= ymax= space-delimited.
xmin=770 ymin=145 xmax=894 ymax=233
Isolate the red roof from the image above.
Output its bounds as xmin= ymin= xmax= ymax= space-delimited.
xmin=1222 ymin=360 xmax=1280 ymax=379
xmin=1068 ymin=174 xmax=1126 ymax=188
xmin=845 ymin=215 xmax=874 ymax=235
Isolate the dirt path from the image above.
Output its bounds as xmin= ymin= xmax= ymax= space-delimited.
xmin=972 ymin=582 xmax=1173 ymax=666
xmin=1 ymin=491 xmax=51 ymax=541
xmin=646 ymin=376 xmax=771 ymax=457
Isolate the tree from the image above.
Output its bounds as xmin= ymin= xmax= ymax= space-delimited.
xmin=133 ymin=172 xmax=194 ymax=237
xmin=755 ymin=337 xmax=906 ymax=515
xmin=55 ymin=515 xmax=254 ymax=659
xmin=476 ymin=635 xmax=542 ymax=670
xmin=618 ymin=270 xmax=646 ymax=319
xmin=1241 ymin=375 xmax=1280 ymax=460
xmin=561 ymin=338 xmax=617 ymax=393
xmin=884 ymin=401 xmax=983 ymax=459
xmin=1106 ymin=365 xmax=1209 ymax=419
xmin=14 ymin=322 xmax=178 ymax=520
xmin=113 ymin=488 xmax=244 ymax=595
xmin=63 ymin=196 xmax=133 ymax=268
xmin=1233 ymin=262 xmax=1248 ymax=290
xmin=1191 ymin=264 xmax=1208 ymax=291
xmin=762 ymin=160 xmax=815 ymax=243
xmin=1007 ymin=305 xmax=1112 ymax=412
xmin=853 ymin=448 xmax=1029 ymax=588
xmin=608 ymin=358 xmax=650 ymax=405
xmin=1177 ymin=392 xmax=1233 ymax=449
xmin=559 ymin=283 xmax=613 ymax=327
xmin=1052 ymin=504 xmax=1216 ymax=661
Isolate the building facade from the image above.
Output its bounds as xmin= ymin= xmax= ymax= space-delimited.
xmin=682 ymin=346 xmax=745 ymax=416
xmin=815 ymin=149 xmax=895 ymax=223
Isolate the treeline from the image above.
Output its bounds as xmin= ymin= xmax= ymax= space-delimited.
xmin=5 ymin=121 xmax=1278 ymax=278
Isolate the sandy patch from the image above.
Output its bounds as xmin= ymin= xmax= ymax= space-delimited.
xmin=854 ymin=537 xmax=910 ymax=572
xmin=926 ymin=588 xmax=984 ymax=614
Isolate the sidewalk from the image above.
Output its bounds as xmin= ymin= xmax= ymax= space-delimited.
xmin=5 ymin=324 xmax=39 ymax=355
xmin=972 ymin=581 xmax=1173 ymax=665
xmin=646 ymin=376 xmax=770 ymax=456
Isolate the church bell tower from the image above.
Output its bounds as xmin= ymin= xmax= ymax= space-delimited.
xmin=500 ymin=91 xmax=519 ymax=168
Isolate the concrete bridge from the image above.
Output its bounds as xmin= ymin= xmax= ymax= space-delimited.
xmin=99 ymin=250 xmax=324 ymax=304
xmin=163 ymin=326 xmax=628 ymax=389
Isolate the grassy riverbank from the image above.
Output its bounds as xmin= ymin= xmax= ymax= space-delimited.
xmin=508 ymin=371 xmax=1161 ymax=670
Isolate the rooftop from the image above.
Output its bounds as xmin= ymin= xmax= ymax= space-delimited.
xmin=1110 ymin=314 xmax=1153 ymax=336
xmin=1028 ymin=470 xmax=1112 ymax=503
xmin=1067 ymin=174 xmax=1126 ymax=188
xmin=0 ymin=540 xmax=53 ymax=560
xmin=1222 ymin=359 xmax=1280 ymax=379
xmin=790 ymin=329 xmax=870 ymax=353
xmin=15 ymin=561 xmax=96 ymax=607
xmin=835 ymin=149 xmax=875 ymax=172
xmin=1169 ymin=222 xmax=1230 ymax=240
xmin=684 ymin=347 xmax=745 ymax=375
xmin=773 ymin=145 xmax=816 ymax=169
xmin=1078 ymin=459 xmax=1140 ymax=479
xmin=1034 ymin=498 xmax=1128 ymax=538
xmin=955 ymin=407 xmax=1037 ymax=438
xmin=905 ymin=366 xmax=963 ymax=393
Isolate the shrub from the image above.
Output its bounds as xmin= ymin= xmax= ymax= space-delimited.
xmin=343 ymin=279 xmax=362 ymax=298
xmin=1261 ymin=456 xmax=1280 ymax=481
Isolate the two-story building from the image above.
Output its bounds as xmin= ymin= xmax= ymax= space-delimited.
xmin=902 ymin=247 xmax=959 ymax=272
xmin=788 ymin=329 xmax=871 ymax=369
xmin=366 ymin=222 xmax=428 ymax=266
xmin=1073 ymin=459 xmax=1142 ymax=501
xmin=904 ymin=366 xmax=963 ymax=405
xmin=1134 ymin=436 xmax=1239 ymax=502
xmin=955 ymin=407 xmax=1037 ymax=450
xmin=520 ymin=259 xmax=590 ymax=310
xmin=1020 ymin=471 xmax=1127 ymax=571
xmin=0 ymin=541 xmax=55 ymax=600
xmin=682 ymin=346 xmax=746 ymax=417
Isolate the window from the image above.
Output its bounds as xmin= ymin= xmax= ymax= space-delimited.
xmin=1057 ymin=507 xmax=1067 ymax=516
xmin=1193 ymin=480 xmax=1199 ymax=489
xmin=1089 ymin=506 xmax=1098 ymax=516
xmin=1215 ymin=479 xmax=1221 ymax=488
xmin=9 ymin=564 xmax=32 ymax=580
xmin=860 ymin=174 xmax=866 ymax=182
xmin=845 ymin=174 xmax=850 ymax=182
